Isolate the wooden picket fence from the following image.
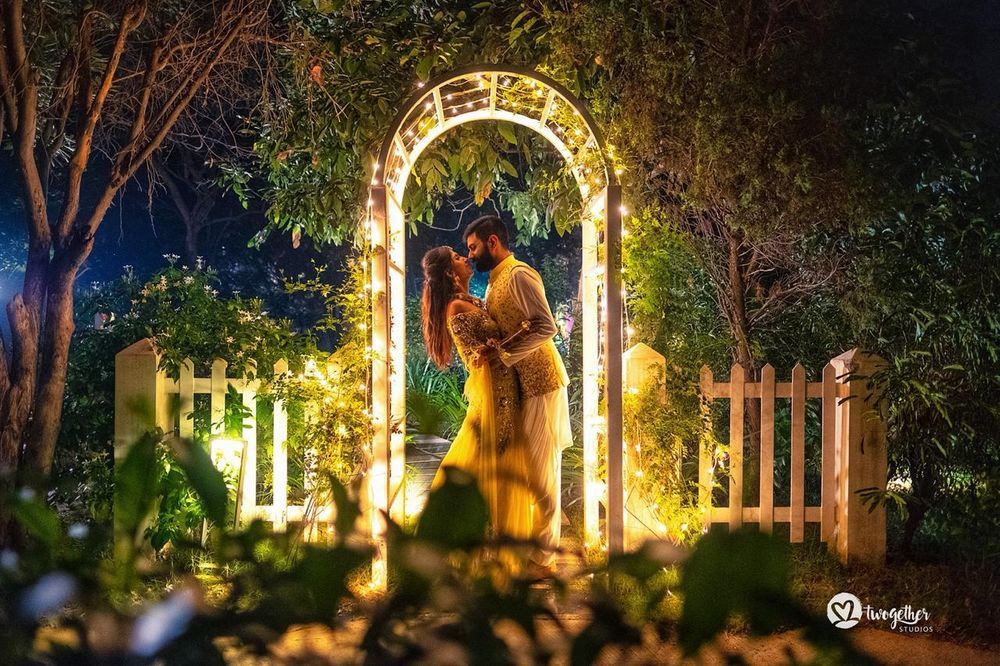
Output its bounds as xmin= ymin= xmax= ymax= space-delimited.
xmin=117 ymin=338 xmax=888 ymax=566
xmin=113 ymin=339 xmax=333 ymax=536
xmin=624 ymin=346 xmax=888 ymax=566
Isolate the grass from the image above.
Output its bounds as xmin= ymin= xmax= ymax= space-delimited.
xmin=595 ymin=520 xmax=998 ymax=650
xmin=788 ymin=539 xmax=999 ymax=647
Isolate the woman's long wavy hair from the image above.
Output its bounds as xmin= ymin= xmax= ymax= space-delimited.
xmin=421 ymin=246 xmax=459 ymax=369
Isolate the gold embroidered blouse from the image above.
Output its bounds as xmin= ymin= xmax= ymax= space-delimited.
xmin=447 ymin=306 xmax=521 ymax=455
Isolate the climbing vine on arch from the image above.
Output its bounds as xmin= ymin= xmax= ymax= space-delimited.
xmin=251 ymin=1 xmax=585 ymax=245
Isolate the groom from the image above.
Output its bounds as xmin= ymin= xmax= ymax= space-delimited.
xmin=464 ymin=215 xmax=572 ymax=571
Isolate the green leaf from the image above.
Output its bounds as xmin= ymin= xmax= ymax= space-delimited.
xmin=678 ymin=528 xmax=790 ymax=655
xmin=497 ymin=122 xmax=517 ymax=145
xmin=511 ymin=8 xmax=532 ymax=28
xmin=607 ymin=540 xmax=680 ymax=581
xmin=13 ymin=498 xmax=61 ymax=548
xmin=114 ymin=430 xmax=161 ymax=541
xmin=166 ymin=436 xmax=229 ymax=526
xmin=415 ymin=54 xmax=435 ymax=80
xmin=293 ymin=545 xmax=368 ymax=617
xmin=328 ymin=475 xmax=362 ymax=539
xmin=499 ymin=158 xmax=519 ymax=178
xmin=416 ymin=466 xmax=488 ymax=548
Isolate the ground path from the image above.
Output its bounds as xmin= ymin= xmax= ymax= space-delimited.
xmin=285 ymin=436 xmax=999 ymax=665
xmin=265 ymin=618 xmax=999 ymax=664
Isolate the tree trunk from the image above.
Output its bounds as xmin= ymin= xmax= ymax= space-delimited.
xmin=900 ymin=500 xmax=927 ymax=558
xmin=157 ymin=152 xmax=218 ymax=265
xmin=0 ymin=297 xmax=39 ymax=470
xmin=900 ymin=454 xmax=938 ymax=557
xmin=0 ymin=296 xmax=40 ymax=547
xmin=22 ymin=255 xmax=83 ymax=478
xmin=726 ymin=231 xmax=763 ymax=505
xmin=184 ymin=221 xmax=201 ymax=265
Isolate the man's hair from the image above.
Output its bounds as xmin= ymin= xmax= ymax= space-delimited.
xmin=463 ymin=215 xmax=509 ymax=248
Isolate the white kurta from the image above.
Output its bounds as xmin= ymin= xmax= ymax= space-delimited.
xmin=488 ymin=258 xmax=572 ymax=565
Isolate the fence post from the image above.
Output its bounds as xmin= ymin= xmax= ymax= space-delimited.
xmin=698 ymin=367 xmax=714 ymax=510
xmin=759 ymin=364 xmax=775 ymax=533
xmin=790 ymin=363 xmax=806 ymax=542
xmin=210 ymin=359 xmax=228 ymax=437
xmin=114 ymin=339 xmax=169 ymax=459
xmin=272 ymin=359 xmax=289 ymax=533
xmin=728 ymin=363 xmax=744 ymax=531
xmin=830 ymin=348 xmax=888 ymax=566
xmin=240 ymin=374 xmax=259 ymax=528
xmin=622 ymin=343 xmax=667 ymax=548
xmin=178 ymin=359 xmax=195 ymax=440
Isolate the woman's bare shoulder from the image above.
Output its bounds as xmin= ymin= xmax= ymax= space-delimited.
xmin=447 ymin=298 xmax=479 ymax=318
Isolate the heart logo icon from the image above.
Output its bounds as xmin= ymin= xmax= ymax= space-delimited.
xmin=827 ymin=592 xmax=862 ymax=628
xmin=831 ymin=600 xmax=854 ymax=623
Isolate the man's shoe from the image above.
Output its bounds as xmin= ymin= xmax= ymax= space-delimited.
xmin=524 ymin=561 xmax=555 ymax=580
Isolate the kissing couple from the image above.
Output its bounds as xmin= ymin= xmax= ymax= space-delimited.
xmin=420 ymin=215 xmax=572 ymax=574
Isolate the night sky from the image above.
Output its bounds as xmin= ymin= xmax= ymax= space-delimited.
xmin=0 ymin=153 xmax=580 ymax=344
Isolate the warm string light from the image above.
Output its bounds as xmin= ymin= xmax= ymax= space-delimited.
xmin=366 ymin=70 xmax=637 ymax=565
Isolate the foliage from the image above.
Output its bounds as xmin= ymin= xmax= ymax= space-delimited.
xmin=3 ymin=420 xmax=875 ymax=664
xmin=623 ymin=372 xmax=710 ymax=548
xmin=406 ymin=354 xmax=468 ymax=440
xmin=254 ymin=0 xmax=585 ymax=245
xmin=53 ymin=261 xmax=315 ymax=548
xmin=845 ymin=112 xmax=1000 ymax=553
xmin=276 ymin=255 xmax=374 ymax=501
xmin=403 ymin=123 xmax=581 ymax=240
xmin=622 ymin=205 xmax=730 ymax=372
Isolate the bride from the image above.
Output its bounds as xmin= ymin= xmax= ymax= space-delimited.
xmin=419 ymin=245 xmax=536 ymax=545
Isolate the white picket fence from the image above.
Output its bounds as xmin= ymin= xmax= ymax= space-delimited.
xmin=113 ymin=339 xmax=333 ymax=535
xmin=116 ymin=338 xmax=887 ymax=565
xmin=623 ymin=345 xmax=888 ymax=566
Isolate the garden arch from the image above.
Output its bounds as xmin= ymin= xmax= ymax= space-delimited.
xmin=366 ymin=65 xmax=623 ymax=588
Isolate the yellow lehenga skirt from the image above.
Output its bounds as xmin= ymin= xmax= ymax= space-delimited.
xmin=430 ymin=362 xmax=537 ymax=547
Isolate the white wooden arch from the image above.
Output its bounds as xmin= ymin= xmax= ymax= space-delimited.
xmin=366 ymin=65 xmax=623 ymax=588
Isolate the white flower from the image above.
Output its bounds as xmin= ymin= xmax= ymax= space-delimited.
xmin=1 ymin=549 xmax=18 ymax=572
xmin=68 ymin=523 xmax=89 ymax=539
xmin=183 ymin=276 xmax=194 ymax=285
xmin=129 ymin=587 xmax=198 ymax=657
xmin=19 ymin=572 xmax=77 ymax=620
xmin=225 ymin=336 xmax=234 ymax=344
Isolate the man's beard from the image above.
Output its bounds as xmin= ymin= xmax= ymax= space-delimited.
xmin=472 ymin=251 xmax=499 ymax=272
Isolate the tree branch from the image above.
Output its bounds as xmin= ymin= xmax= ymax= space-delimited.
xmin=110 ymin=9 xmax=251 ymax=196
xmin=54 ymin=4 xmax=144 ymax=244
xmin=0 ymin=18 xmax=18 ymax=133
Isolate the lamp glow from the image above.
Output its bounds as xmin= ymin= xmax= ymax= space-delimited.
xmin=210 ymin=438 xmax=244 ymax=475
